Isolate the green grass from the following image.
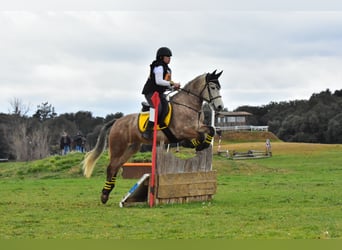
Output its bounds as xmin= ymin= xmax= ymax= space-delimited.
xmin=1 ymin=142 xmax=342 ymax=239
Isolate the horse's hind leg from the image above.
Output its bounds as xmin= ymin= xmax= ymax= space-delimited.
xmin=101 ymin=142 xmax=141 ymax=204
xmin=101 ymin=163 xmax=120 ymax=204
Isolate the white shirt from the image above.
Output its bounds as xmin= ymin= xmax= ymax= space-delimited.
xmin=153 ymin=66 xmax=171 ymax=87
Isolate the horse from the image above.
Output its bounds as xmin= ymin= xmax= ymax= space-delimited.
xmin=82 ymin=70 xmax=224 ymax=204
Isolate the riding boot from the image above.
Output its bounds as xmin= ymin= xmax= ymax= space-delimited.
xmin=142 ymin=121 xmax=154 ymax=140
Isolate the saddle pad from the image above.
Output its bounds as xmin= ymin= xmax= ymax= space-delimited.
xmin=138 ymin=103 xmax=172 ymax=132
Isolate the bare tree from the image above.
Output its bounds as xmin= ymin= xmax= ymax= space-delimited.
xmin=9 ymin=120 xmax=29 ymax=161
xmin=8 ymin=117 xmax=51 ymax=161
xmin=30 ymin=124 xmax=50 ymax=159
xmin=9 ymin=97 xmax=30 ymax=116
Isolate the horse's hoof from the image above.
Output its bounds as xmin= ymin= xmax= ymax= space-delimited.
xmin=101 ymin=194 xmax=109 ymax=204
xmin=196 ymin=142 xmax=209 ymax=152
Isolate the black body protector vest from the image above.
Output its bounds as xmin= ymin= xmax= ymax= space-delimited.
xmin=142 ymin=61 xmax=171 ymax=95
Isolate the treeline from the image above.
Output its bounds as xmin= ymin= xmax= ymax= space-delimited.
xmin=2 ymin=88 xmax=342 ymax=161
xmin=0 ymin=101 xmax=123 ymax=161
xmin=236 ymin=89 xmax=342 ymax=144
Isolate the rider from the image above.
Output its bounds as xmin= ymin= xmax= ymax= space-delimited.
xmin=141 ymin=47 xmax=181 ymax=139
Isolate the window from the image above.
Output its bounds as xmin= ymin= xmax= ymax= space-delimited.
xmin=236 ymin=117 xmax=245 ymax=123
xmin=227 ymin=117 xmax=236 ymax=123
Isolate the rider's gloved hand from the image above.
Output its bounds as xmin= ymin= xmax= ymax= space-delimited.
xmin=170 ymin=81 xmax=181 ymax=90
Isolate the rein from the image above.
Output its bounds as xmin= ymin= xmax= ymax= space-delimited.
xmin=169 ymin=77 xmax=221 ymax=123
xmin=170 ymin=99 xmax=201 ymax=114
xmin=177 ymin=78 xmax=222 ymax=106
xmin=170 ymin=98 xmax=202 ymax=128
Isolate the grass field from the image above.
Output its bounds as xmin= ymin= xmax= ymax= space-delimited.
xmin=1 ymin=138 xmax=342 ymax=239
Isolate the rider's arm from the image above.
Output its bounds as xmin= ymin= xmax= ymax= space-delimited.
xmin=153 ymin=66 xmax=172 ymax=87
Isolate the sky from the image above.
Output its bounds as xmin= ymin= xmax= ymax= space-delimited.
xmin=1 ymin=1 xmax=342 ymax=117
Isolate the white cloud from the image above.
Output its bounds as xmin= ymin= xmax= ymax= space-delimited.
xmin=1 ymin=10 xmax=342 ymax=117
xmin=3 ymin=0 xmax=342 ymax=11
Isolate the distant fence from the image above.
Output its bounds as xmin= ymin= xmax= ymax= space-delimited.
xmin=216 ymin=125 xmax=268 ymax=132
xmin=231 ymin=150 xmax=272 ymax=160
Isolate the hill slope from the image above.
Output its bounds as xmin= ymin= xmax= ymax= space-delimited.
xmin=216 ymin=131 xmax=280 ymax=143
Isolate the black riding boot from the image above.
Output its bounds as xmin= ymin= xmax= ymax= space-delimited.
xmin=142 ymin=121 xmax=154 ymax=140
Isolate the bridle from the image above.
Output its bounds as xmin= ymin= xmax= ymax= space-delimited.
xmin=199 ymin=79 xmax=222 ymax=103
xmin=167 ymin=74 xmax=222 ymax=128
xmin=171 ymin=76 xmax=222 ymax=112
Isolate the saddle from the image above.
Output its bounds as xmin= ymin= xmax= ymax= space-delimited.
xmin=138 ymin=102 xmax=173 ymax=132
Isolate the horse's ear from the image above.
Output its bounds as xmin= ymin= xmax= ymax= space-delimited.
xmin=215 ymin=70 xmax=223 ymax=78
xmin=207 ymin=70 xmax=222 ymax=81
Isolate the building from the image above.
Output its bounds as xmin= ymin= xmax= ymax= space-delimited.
xmin=215 ymin=111 xmax=252 ymax=127
xmin=215 ymin=111 xmax=268 ymax=131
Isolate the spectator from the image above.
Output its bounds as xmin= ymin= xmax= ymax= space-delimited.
xmin=266 ymin=138 xmax=272 ymax=156
xmin=74 ymin=131 xmax=86 ymax=153
xmin=60 ymin=131 xmax=71 ymax=155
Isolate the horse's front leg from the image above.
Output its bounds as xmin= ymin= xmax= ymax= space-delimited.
xmin=180 ymin=133 xmax=205 ymax=149
xmin=194 ymin=125 xmax=215 ymax=151
xmin=180 ymin=125 xmax=216 ymax=151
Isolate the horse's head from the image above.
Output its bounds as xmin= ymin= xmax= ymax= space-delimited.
xmin=173 ymin=70 xmax=224 ymax=112
xmin=203 ymin=70 xmax=224 ymax=111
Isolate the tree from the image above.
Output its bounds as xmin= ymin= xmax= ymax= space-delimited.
xmin=105 ymin=112 xmax=124 ymax=122
xmin=4 ymin=101 xmax=59 ymax=160
xmin=74 ymin=111 xmax=95 ymax=135
xmin=7 ymin=117 xmax=51 ymax=161
xmin=33 ymin=102 xmax=57 ymax=121
xmin=327 ymin=114 xmax=342 ymax=143
xmin=0 ymin=114 xmax=14 ymax=159
xmin=9 ymin=97 xmax=30 ymax=116
xmin=277 ymin=115 xmax=305 ymax=142
xmin=233 ymin=88 xmax=342 ymax=143
xmin=44 ymin=116 xmax=78 ymax=153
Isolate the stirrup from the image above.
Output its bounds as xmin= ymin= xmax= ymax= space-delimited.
xmin=142 ymin=130 xmax=153 ymax=140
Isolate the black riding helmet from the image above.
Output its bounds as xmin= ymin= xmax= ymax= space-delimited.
xmin=156 ymin=47 xmax=172 ymax=59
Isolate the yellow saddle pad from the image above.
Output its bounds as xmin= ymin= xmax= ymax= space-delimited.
xmin=138 ymin=103 xmax=172 ymax=132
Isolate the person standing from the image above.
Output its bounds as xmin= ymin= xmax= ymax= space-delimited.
xmin=60 ymin=131 xmax=71 ymax=155
xmin=266 ymin=138 xmax=272 ymax=156
xmin=74 ymin=131 xmax=86 ymax=153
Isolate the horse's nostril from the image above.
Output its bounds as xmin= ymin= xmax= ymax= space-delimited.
xmin=216 ymin=105 xmax=223 ymax=111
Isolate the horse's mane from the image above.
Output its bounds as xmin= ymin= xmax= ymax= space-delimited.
xmin=170 ymin=70 xmax=222 ymax=100
xmin=182 ymin=73 xmax=206 ymax=91
xmin=170 ymin=73 xmax=205 ymax=101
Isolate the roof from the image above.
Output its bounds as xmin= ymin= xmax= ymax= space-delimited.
xmin=216 ymin=111 xmax=252 ymax=117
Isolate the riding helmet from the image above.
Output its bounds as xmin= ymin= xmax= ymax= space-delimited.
xmin=156 ymin=47 xmax=172 ymax=59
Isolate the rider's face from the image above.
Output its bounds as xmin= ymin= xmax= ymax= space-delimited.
xmin=163 ymin=56 xmax=171 ymax=64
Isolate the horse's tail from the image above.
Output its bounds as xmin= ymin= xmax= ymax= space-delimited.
xmin=82 ymin=119 xmax=117 ymax=178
